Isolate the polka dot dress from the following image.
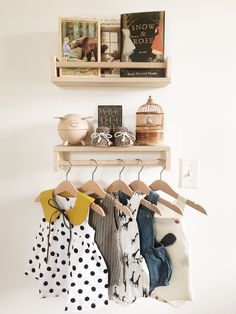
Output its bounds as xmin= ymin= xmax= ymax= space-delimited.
xmin=25 ymin=216 xmax=51 ymax=283
xmin=25 ymin=194 xmax=109 ymax=311
xmin=25 ymin=196 xmax=76 ymax=297
xmin=38 ymin=214 xmax=71 ymax=298
xmin=66 ymin=221 xmax=109 ymax=312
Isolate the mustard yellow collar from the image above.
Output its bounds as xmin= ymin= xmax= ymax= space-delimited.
xmin=39 ymin=189 xmax=95 ymax=226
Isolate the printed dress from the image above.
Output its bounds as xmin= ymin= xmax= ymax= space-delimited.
xmin=110 ymin=192 xmax=150 ymax=305
xmin=25 ymin=191 xmax=109 ymax=312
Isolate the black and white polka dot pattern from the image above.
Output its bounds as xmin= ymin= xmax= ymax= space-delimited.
xmin=65 ymin=221 xmax=109 ymax=311
xmin=25 ymin=194 xmax=109 ymax=311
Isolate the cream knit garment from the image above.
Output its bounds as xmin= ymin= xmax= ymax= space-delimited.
xmin=151 ymin=195 xmax=194 ymax=307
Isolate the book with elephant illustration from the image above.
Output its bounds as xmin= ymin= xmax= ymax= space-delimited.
xmin=59 ymin=17 xmax=100 ymax=76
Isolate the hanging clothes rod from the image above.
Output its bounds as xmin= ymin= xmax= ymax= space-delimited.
xmin=58 ymin=159 xmax=165 ymax=167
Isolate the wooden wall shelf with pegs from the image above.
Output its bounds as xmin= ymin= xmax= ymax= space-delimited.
xmin=53 ymin=145 xmax=171 ymax=171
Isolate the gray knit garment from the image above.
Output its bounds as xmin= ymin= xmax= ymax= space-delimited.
xmin=88 ymin=193 xmax=123 ymax=287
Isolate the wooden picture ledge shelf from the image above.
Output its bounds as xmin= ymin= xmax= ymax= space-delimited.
xmin=53 ymin=145 xmax=171 ymax=171
xmin=51 ymin=57 xmax=171 ymax=87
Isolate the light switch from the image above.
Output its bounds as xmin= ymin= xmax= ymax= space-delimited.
xmin=179 ymin=159 xmax=199 ymax=188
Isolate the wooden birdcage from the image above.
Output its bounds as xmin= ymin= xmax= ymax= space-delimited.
xmin=136 ymin=96 xmax=164 ymax=145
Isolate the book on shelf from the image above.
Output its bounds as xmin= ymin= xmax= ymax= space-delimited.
xmin=100 ymin=17 xmax=121 ymax=77
xmin=120 ymin=11 xmax=165 ymax=77
xmin=59 ymin=17 xmax=100 ymax=77
xmin=120 ymin=68 xmax=166 ymax=78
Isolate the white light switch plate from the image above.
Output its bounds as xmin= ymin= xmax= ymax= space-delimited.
xmin=179 ymin=159 xmax=199 ymax=188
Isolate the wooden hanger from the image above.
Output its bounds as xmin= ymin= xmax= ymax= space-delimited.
xmin=129 ymin=160 xmax=183 ymax=215
xmin=107 ymin=159 xmax=162 ymax=216
xmin=54 ymin=180 xmax=77 ymax=197
xmin=150 ymin=180 xmax=207 ymax=215
xmin=35 ymin=162 xmax=105 ymax=217
xmin=35 ymin=180 xmax=105 ymax=216
xmin=79 ymin=159 xmax=133 ymax=218
xmin=34 ymin=180 xmax=78 ymax=202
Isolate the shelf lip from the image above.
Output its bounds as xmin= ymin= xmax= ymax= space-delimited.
xmin=51 ymin=77 xmax=171 ymax=87
xmin=51 ymin=56 xmax=170 ymax=87
xmin=52 ymin=77 xmax=170 ymax=82
xmin=55 ymin=60 xmax=167 ymax=69
xmin=54 ymin=145 xmax=170 ymax=152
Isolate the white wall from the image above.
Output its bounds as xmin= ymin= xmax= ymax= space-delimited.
xmin=1 ymin=0 xmax=236 ymax=313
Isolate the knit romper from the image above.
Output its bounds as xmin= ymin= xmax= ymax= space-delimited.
xmin=89 ymin=193 xmax=123 ymax=291
xmin=151 ymin=195 xmax=194 ymax=307
xmin=89 ymin=194 xmax=123 ymax=287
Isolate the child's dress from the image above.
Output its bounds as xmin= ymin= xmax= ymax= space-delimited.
xmin=25 ymin=190 xmax=109 ymax=312
xmin=110 ymin=192 xmax=150 ymax=305
xmin=25 ymin=192 xmax=72 ymax=297
xmin=66 ymin=217 xmax=109 ymax=311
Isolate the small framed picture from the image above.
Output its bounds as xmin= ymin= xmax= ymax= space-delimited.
xmin=98 ymin=105 xmax=123 ymax=132
xmin=100 ymin=18 xmax=121 ymax=77
xmin=59 ymin=17 xmax=100 ymax=77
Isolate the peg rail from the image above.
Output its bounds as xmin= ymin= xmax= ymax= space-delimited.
xmin=53 ymin=145 xmax=171 ymax=172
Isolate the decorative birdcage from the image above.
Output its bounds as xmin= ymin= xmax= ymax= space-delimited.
xmin=136 ymin=96 xmax=164 ymax=145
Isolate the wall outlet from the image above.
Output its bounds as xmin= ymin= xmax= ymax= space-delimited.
xmin=179 ymin=159 xmax=199 ymax=188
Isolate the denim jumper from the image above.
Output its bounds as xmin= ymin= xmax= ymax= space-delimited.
xmin=137 ymin=191 xmax=173 ymax=293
